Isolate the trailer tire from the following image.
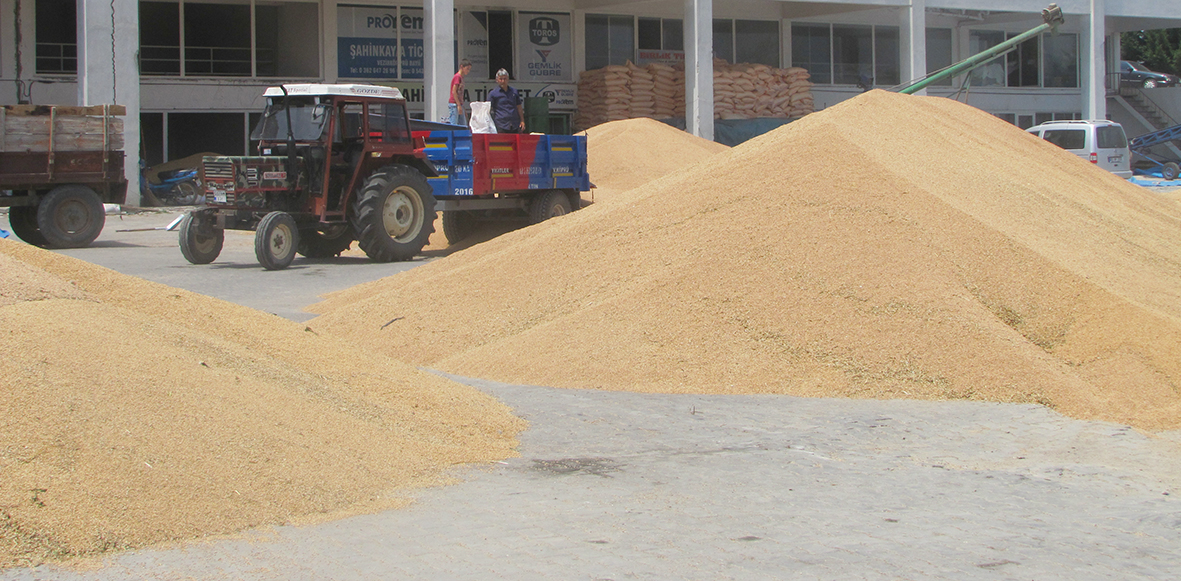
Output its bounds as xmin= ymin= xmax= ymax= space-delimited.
xmin=352 ymin=165 xmax=436 ymax=262
xmin=255 ymin=211 xmax=300 ymax=270
xmin=9 ymin=206 xmax=49 ymax=247
xmin=178 ymin=210 xmax=224 ymax=264
xmin=529 ymin=189 xmax=572 ymax=224
xmin=1163 ymin=162 xmax=1180 ymax=181
xmin=298 ymin=223 xmax=355 ymax=258
xmin=441 ymin=211 xmax=475 ymax=245
xmin=36 ymin=184 xmax=105 ymax=248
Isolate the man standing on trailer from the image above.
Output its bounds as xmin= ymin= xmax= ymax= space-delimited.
xmin=450 ymin=59 xmax=472 ymax=126
xmin=488 ymin=68 xmax=526 ymax=134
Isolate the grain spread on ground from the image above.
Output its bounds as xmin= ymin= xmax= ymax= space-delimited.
xmin=309 ymin=90 xmax=1181 ymax=432
xmin=0 ymin=241 xmax=525 ymax=568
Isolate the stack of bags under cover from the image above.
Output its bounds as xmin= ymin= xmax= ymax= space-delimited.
xmin=575 ymin=60 xmax=814 ymax=131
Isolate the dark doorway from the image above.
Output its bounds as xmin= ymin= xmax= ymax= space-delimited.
xmin=168 ymin=113 xmax=245 ymax=159
xmin=487 ymin=11 xmax=514 ymax=80
xmin=140 ymin=113 xmax=165 ymax=166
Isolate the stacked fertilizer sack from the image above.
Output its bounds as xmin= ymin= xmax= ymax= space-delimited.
xmin=575 ymin=60 xmax=813 ymax=130
xmin=714 ymin=60 xmax=814 ymax=119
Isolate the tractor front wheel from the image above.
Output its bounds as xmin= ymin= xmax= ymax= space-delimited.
xmin=255 ymin=211 xmax=300 ymax=270
xmin=352 ymin=165 xmax=436 ymax=262
xmin=178 ymin=210 xmax=224 ymax=264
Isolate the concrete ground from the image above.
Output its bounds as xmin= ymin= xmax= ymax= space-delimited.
xmin=2 ymin=208 xmax=1180 ymax=580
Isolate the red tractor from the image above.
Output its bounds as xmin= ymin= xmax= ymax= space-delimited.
xmin=180 ymin=84 xmax=438 ymax=269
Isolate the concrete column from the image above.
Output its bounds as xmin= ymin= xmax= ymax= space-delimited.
xmin=684 ymin=0 xmax=713 ymax=140
xmin=323 ymin=0 xmax=339 ymax=83
xmin=424 ymin=0 xmax=455 ymax=123
xmin=1084 ymin=0 xmax=1106 ymax=120
xmin=77 ymin=0 xmax=140 ymax=205
xmin=902 ymin=0 xmax=927 ymax=94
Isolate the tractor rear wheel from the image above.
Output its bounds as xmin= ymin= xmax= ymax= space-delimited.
xmin=529 ymin=189 xmax=572 ymax=224
xmin=441 ymin=211 xmax=475 ymax=245
xmin=1162 ymin=162 xmax=1180 ymax=181
xmin=298 ymin=223 xmax=355 ymax=258
xmin=9 ymin=206 xmax=49 ymax=247
xmin=36 ymin=184 xmax=105 ymax=248
xmin=352 ymin=165 xmax=436 ymax=262
xmin=255 ymin=211 xmax=300 ymax=270
xmin=178 ymin=210 xmax=224 ymax=264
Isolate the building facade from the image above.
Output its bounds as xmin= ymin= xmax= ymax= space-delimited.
xmin=2 ymin=0 xmax=1180 ymax=204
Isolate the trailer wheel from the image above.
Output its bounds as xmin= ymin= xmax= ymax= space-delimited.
xmin=8 ymin=206 xmax=49 ymax=247
xmin=255 ymin=211 xmax=300 ymax=270
xmin=529 ymin=189 xmax=572 ymax=224
xmin=36 ymin=184 xmax=105 ymax=248
xmin=298 ymin=223 xmax=355 ymax=258
xmin=441 ymin=211 xmax=476 ymax=245
xmin=178 ymin=210 xmax=224 ymax=264
xmin=1163 ymin=162 xmax=1180 ymax=181
xmin=352 ymin=165 xmax=436 ymax=262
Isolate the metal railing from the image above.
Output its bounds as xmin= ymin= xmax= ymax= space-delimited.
xmin=139 ymin=45 xmax=277 ymax=77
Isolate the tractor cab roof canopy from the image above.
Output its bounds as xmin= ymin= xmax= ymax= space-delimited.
xmin=263 ymin=84 xmax=404 ymax=101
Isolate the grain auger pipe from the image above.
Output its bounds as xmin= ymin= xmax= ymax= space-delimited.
xmin=898 ymin=3 xmax=1065 ymax=95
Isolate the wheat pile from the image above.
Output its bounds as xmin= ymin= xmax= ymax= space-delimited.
xmin=0 ymin=241 xmax=524 ymax=567
xmin=578 ymin=117 xmax=729 ymax=200
xmin=308 ymin=90 xmax=1181 ymax=432
xmin=575 ymin=60 xmax=813 ymax=130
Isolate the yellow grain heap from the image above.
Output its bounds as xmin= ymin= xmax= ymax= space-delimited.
xmin=579 ymin=116 xmax=729 ymax=199
xmin=0 ymin=241 xmax=524 ymax=568
xmin=310 ymin=90 xmax=1181 ymax=432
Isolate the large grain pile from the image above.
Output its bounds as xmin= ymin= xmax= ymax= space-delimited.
xmin=575 ymin=60 xmax=813 ymax=130
xmin=308 ymin=90 xmax=1181 ymax=432
xmin=579 ymin=117 xmax=729 ymax=199
xmin=0 ymin=241 xmax=524 ymax=568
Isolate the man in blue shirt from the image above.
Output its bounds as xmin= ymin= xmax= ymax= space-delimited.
xmin=488 ymin=68 xmax=526 ymax=133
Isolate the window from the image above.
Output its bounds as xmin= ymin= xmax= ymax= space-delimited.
xmin=713 ymin=19 xmax=779 ymax=67
xmin=968 ymin=31 xmax=1006 ymax=86
xmin=832 ymin=25 xmax=872 ymax=85
xmin=713 ymin=20 xmax=734 ymax=64
xmin=967 ymin=30 xmax=1077 ymax=89
xmin=140 ymin=1 xmax=320 ymax=78
xmin=35 ymin=0 xmax=76 ymax=74
xmin=140 ymin=2 xmax=180 ymax=75
xmin=1043 ymin=33 xmax=1078 ymax=88
xmin=1043 ymin=129 xmax=1085 ymax=149
xmin=585 ymin=14 xmax=634 ymax=70
xmin=873 ymin=26 xmax=899 ymax=86
xmin=735 ymin=20 xmax=779 ymax=68
xmin=371 ymin=103 xmax=411 ymax=144
xmin=792 ymin=23 xmax=831 ymax=84
xmin=926 ymin=28 xmax=953 ymax=86
xmin=663 ymin=19 xmax=683 ymax=51
xmin=639 ymin=18 xmax=662 ymax=51
xmin=1007 ymin=33 xmax=1039 ymax=87
xmin=1096 ymin=125 xmax=1127 ymax=149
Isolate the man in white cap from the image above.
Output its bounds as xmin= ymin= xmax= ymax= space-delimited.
xmin=488 ymin=68 xmax=526 ymax=133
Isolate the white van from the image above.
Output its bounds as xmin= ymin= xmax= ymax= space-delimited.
xmin=1025 ymin=120 xmax=1132 ymax=179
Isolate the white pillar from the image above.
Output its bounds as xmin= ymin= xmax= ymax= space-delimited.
xmin=424 ymin=0 xmax=454 ymax=123
xmin=77 ymin=0 xmax=140 ymax=205
xmin=1084 ymin=0 xmax=1106 ymax=120
xmin=902 ymin=0 xmax=927 ymax=94
xmin=684 ymin=0 xmax=713 ymax=140
xmin=323 ymin=0 xmax=339 ymax=83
